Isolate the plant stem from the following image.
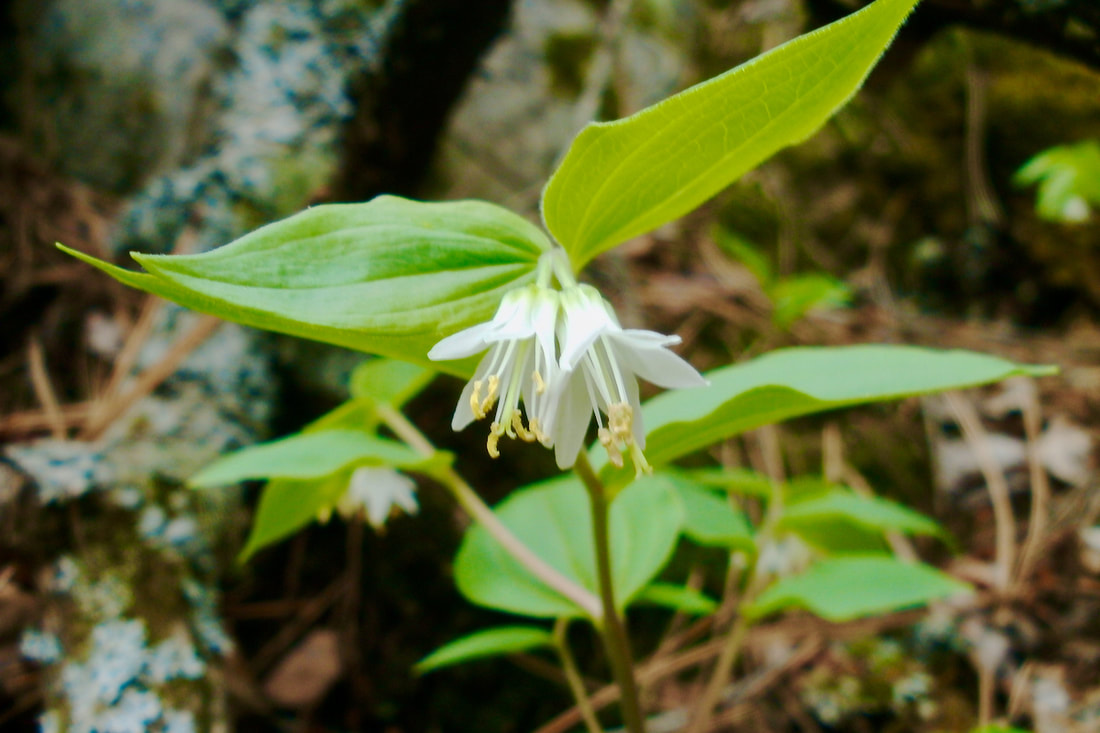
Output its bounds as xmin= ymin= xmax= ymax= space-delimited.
xmin=554 ymin=619 xmax=605 ymax=733
xmin=377 ymin=405 xmax=602 ymax=618
xmin=574 ymin=453 xmax=647 ymax=733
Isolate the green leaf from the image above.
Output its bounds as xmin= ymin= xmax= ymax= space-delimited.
xmin=779 ymin=489 xmax=946 ymax=543
xmin=597 ymin=345 xmax=1055 ymax=481
xmin=747 ymin=555 xmax=971 ymax=622
xmin=542 ymin=0 xmax=921 ymax=269
xmin=1014 ymin=140 xmax=1100 ymax=223
xmin=415 ymin=626 xmax=554 ymax=674
xmin=714 ymin=226 xmax=773 ymax=286
xmin=454 ymin=475 xmax=684 ymax=619
xmin=667 ymin=474 xmax=755 ymax=552
xmin=189 ymin=429 xmax=431 ymax=487
xmin=635 ymin=583 xmax=718 ymax=615
xmin=59 ymin=196 xmax=550 ymax=376
xmin=349 ymin=358 xmax=435 ymax=407
xmin=680 ymin=467 xmax=775 ymax=499
xmin=239 ymin=472 xmax=350 ymax=560
xmin=769 ymin=273 xmax=851 ymax=329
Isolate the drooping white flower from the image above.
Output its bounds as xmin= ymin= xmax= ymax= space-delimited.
xmin=427 ymin=284 xmax=561 ymax=458
xmin=549 ymin=284 xmax=707 ymax=472
xmin=336 ymin=466 xmax=418 ymax=529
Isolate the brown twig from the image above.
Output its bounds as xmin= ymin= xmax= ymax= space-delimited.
xmin=80 ymin=314 xmax=223 ymax=440
xmin=944 ymin=391 xmax=1015 ymax=591
xmin=26 ymin=334 xmax=66 ymax=439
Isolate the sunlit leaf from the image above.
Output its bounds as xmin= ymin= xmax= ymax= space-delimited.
xmin=680 ymin=467 xmax=775 ymax=499
xmin=596 ymin=345 xmax=1055 ymax=482
xmin=779 ymin=488 xmax=946 ymax=542
xmin=667 ymin=474 xmax=755 ymax=552
xmin=454 ymin=475 xmax=684 ymax=619
xmin=60 ymin=196 xmax=550 ymax=376
xmin=239 ymin=472 xmax=349 ymax=560
xmin=543 ymin=0 xmax=922 ymax=269
xmin=189 ymin=429 xmax=432 ymax=487
xmin=350 ymin=358 xmax=435 ymax=407
xmin=747 ymin=555 xmax=971 ymax=621
xmin=770 ymin=274 xmax=851 ymax=328
xmin=1014 ymin=140 xmax=1100 ymax=223
xmin=635 ymin=583 xmax=718 ymax=615
xmin=415 ymin=626 xmax=554 ymax=674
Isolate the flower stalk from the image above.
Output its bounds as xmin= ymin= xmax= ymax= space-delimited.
xmin=575 ymin=452 xmax=646 ymax=733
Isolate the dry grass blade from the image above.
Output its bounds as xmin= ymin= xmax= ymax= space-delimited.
xmin=944 ymin=391 xmax=1016 ymax=591
xmin=25 ymin=334 xmax=66 ymax=439
xmin=80 ymin=314 xmax=222 ymax=440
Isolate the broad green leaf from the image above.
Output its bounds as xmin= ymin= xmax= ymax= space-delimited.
xmin=455 ymin=475 xmax=684 ymax=619
xmin=542 ymin=0 xmax=921 ymax=269
xmin=415 ymin=626 xmax=554 ymax=674
xmin=747 ymin=555 xmax=971 ymax=622
xmin=59 ymin=196 xmax=550 ymax=376
xmin=189 ymin=429 xmax=431 ymax=487
xmin=667 ymin=474 xmax=755 ymax=552
xmin=350 ymin=358 xmax=435 ymax=407
xmin=596 ymin=345 xmax=1054 ymax=482
xmin=681 ymin=468 xmax=775 ymax=499
xmin=239 ymin=472 xmax=350 ymax=560
xmin=779 ymin=489 xmax=946 ymax=542
xmin=635 ymin=583 xmax=718 ymax=615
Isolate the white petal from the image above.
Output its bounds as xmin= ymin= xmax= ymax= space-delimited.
xmin=623 ymin=374 xmax=646 ymax=449
xmin=558 ymin=286 xmax=618 ymax=371
xmin=451 ymin=348 xmax=498 ymax=430
xmin=612 ymin=331 xmax=708 ymax=389
xmin=342 ymin=467 xmax=418 ymax=528
xmin=428 ymin=321 xmax=494 ymax=361
xmin=552 ymin=370 xmax=596 ymax=469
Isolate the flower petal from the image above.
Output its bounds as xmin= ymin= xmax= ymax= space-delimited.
xmin=428 ymin=321 xmax=494 ymax=361
xmin=612 ymin=330 xmax=708 ymax=389
xmin=558 ymin=285 xmax=618 ymax=371
xmin=551 ymin=370 xmax=596 ymax=469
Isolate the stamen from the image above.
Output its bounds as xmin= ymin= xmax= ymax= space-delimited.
xmin=528 ymin=417 xmax=550 ymax=445
xmin=487 ymin=422 xmax=502 ymax=458
xmin=480 ymin=375 xmax=500 ymax=416
xmin=512 ymin=412 xmax=537 ymax=442
xmin=533 ymin=370 xmax=546 ymax=395
xmin=470 ymin=380 xmax=485 ymax=419
xmin=629 ymin=443 xmax=653 ymax=477
xmin=609 ymin=402 xmax=634 ymax=444
xmin=599 ymin=427 xmax=624 ymax=467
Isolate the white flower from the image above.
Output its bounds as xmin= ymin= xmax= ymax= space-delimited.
xmin=337 ymin=466 xmax=418 ymax=528
xmin=549 ymin=284 xmax=707 ymax=472
xmin=428 ymin=284 xmax=560 ymax=458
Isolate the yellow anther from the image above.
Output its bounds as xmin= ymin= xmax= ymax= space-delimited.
xmin=533 ymin=370 xmax=546 ymax=395
xmin=512 ymin=412 xmax=537 ymax=442
xmin=609 ymin=402 xmax=634 ymax=443
xmin=599 ymin=427 xmax=624 ymax=467
xmin=480 ymin=375 xmax=500 ymax=416
xmin=487 ymin=422 xmax=502 ymax=458
xmin=470 ymin=380 xmax=485 ymax=419
xmin=528 ymin=417 xmax=550 ymax=445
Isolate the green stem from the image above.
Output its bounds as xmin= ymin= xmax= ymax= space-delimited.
xmin=574 ymin=453 xmax=647 ymax=733
xmin=554 ymin=619 xmax=605 ymax=733
xmin=377 ymin=405 xmax=602 ymax=618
